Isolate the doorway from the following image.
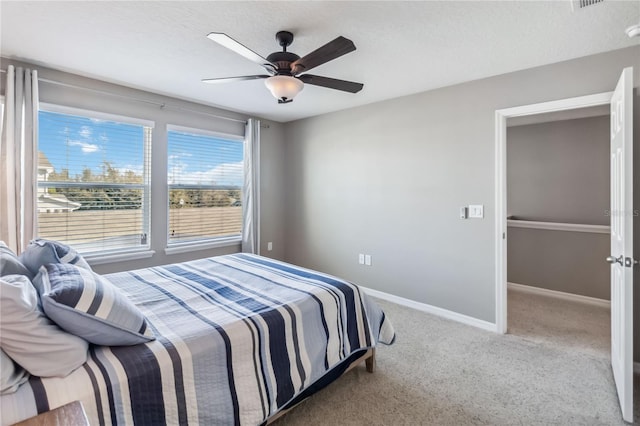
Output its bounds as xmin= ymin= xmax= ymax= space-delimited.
xmin=504 ymin=109 xmax=611 ymax=357
xmin=494 ymin=91 xmax=613 ymax=331
xmin=494 ymin=66 xmax=634 ymax=422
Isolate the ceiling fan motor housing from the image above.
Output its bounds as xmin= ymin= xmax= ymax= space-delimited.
xmin=265 ymin=51 xmax=300 ymax=76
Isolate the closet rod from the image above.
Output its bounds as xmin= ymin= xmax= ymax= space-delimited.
xmin=506 ymin=218 xmax=610 ymax=234
xmin=0 ymin=68 xmax=247 ymax=125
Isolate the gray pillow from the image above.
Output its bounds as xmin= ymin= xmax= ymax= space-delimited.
xmin=34 ymin=263 xmax=155 ymax=346
xmin=0 ymin=241 xmax=32 ymax=278
xmin=0 ymin=348 xmax=29 ymax=395
xmin=19 ymin=239 xmax=91 ymax=277
xmin=0 ymin=275 xmax=88 ymax=377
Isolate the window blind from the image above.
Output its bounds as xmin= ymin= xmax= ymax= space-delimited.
xmin=167 ymin=128 xmax=244 ymax=245
xmin=37 ymin=109 xmax=151 ymax=255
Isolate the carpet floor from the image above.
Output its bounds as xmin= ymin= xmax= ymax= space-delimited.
xmin=275 ymin=289 xmax=637 ymax=425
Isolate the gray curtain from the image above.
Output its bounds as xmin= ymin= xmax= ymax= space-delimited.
xmin=1 ymin=65 xmax=39 ymax=253
xmin=241 ymin=118 xmax=260 ymax=254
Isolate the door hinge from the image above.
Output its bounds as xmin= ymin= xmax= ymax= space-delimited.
xmin=625 ymin=257 xmax=638 ymax=267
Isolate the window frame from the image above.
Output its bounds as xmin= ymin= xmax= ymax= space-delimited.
xmin=165 ymin=124 xmax=245 ymax=254
xmin=0 ymin=96 xmax=4 ymax=137
xmin=37 ymin=103 xmax=155 ymax=263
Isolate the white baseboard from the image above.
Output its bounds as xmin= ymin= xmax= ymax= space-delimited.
xmin=507 ymin=282 xmax=610 ymax=308
xmin=360 ymin=286 xmax=497 ymax=333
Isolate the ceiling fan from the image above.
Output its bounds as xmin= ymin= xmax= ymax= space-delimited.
xmin=202 ymin=31 xmax=364 ymax=104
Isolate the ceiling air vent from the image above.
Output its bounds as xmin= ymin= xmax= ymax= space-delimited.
xmin=571 ymin=0 xmax=604 ymax=11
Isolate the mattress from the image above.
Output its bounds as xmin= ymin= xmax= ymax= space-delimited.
xmin=1 ymin=253 xmax=394 ymax=425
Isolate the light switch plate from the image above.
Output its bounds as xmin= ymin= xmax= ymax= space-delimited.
xmin=358 ymin=254 xmax=365 ymax=265
xmin=469 ymin=204 xmax=484 ymax=218
xmin=364 ymin=254 xmax=372 ymax=266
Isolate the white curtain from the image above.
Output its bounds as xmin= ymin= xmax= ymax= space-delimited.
xmin=241 ymin=118 xmax=260 ymax=254
xmin=0 ymin=65 xmax=39 ymax=253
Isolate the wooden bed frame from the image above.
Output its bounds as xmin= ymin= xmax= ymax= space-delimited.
xmin=266 ymin=348 xmax=375 ymax=424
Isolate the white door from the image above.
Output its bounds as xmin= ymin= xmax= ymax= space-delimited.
xmin=609 ymin=66 xmax=634 ymax=423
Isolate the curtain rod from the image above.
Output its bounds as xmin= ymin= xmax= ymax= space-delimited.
xmin=0 ymin=68 xmax=248 ymax=125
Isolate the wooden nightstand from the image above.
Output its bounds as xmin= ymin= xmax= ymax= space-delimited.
xmin=12 ymin=401 xmax=89 ymax=426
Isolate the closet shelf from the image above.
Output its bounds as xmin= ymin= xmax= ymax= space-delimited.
xmin=506 ymin=218 xmax=610 ymax=234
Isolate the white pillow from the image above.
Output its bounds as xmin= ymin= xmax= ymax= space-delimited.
xmin=1 ymin=348 xmax=29 ymax=395
xmin=0 ymin=241 xmax=32 ymax=278
xmin=0 ymin=275 xmax=88 ymax=377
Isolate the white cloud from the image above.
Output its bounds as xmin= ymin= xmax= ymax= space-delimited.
xmin=169 ymin=152 xmax=192 ymax=160
xmin=79 ymin=126 xmax=92 ymax=139
xmin=60 ymin=125 xmax=101 ymax=153
xmin=170 ymin=161 xmax=243 ymax=186
xmin=116 ymin=164 xmax=144 ymax=176
xmin=168 ymin=164 xmax=186 ymax=180
xmin=67 ymin=140 xmax=100 ymax=153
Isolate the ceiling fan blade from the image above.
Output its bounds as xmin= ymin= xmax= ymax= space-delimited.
xmin=291 ymin=36 xmax=356 ymax=74
xmin=207 ymin=32 xmax=276 ymax=71
xmin=202 ymin=75 xmax=269 ymax=84
xmin=298 ymin=74 xmax=363 ymax=93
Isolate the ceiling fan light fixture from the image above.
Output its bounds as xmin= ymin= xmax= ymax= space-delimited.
xmin=264 ymin=75 xmax=304 ymax=103
xmin=626 ymin=23 xmax=640 ymax=38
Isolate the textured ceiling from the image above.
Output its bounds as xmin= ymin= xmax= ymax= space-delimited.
xmin=1 ymin=1 xmax=638 ymax=122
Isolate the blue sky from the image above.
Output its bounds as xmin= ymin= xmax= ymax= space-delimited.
xmin=168 ymin=131 xmax=243 ymax=187
xmin=38 ymin=110 xmax=244 ymax=186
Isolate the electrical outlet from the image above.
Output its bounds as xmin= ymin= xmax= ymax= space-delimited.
xmin=460 ymin=206 xmax=468 ymax=219
xmin=267 ymin=242 xmax=273 ymax=251
xmin=358 ymin=254 xmax=365 ymax=265
xmin=365 ymin=255 xmax=372 ymax=266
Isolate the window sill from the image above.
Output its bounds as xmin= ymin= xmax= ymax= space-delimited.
xmin=85 ymin=249 xmax=155 ymax=266
xmin=165 ymin=237 xmax=241 ymax=256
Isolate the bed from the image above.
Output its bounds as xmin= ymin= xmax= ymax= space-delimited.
xmin=1 ymin=253 xmax=395 ymax=425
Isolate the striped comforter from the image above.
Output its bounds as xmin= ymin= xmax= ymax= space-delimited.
xmin=1 ymin=254 xmax=395 ymax=425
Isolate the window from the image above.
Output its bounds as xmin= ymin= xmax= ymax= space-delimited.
xmin=37 ymin=105 xmax=152 ymax=256
xmin=167 ymin=126 xmax=244 ymax=247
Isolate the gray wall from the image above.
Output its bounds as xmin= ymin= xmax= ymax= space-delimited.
xmin=283 ymin=46 xmax=639 ymax=328
xmin=1 ymin=58 xmax=287 ymax=273
xmin=507 ymin=116 xmax=610 ymax=225
xmin=259 ymin=122 xmax=286 ymax=261
xmin=506 ymin=116 xmax=610 ymax=299
xmin=507 ymin=228 xmax=610 ymax=299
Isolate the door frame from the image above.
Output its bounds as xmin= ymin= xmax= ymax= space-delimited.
xmin=494 ymin=91 xmax=613 ymax=334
